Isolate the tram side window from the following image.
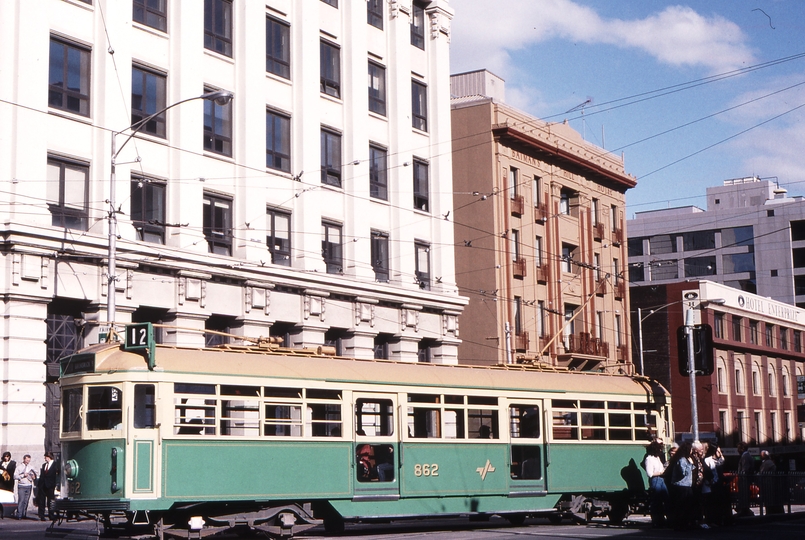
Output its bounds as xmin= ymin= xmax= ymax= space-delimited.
xmin=468 ymin=408 xmax=498 ymax=438
xmin=174 ymin=383 xmax=216 ymax=435
xmin=608 ymin=401 xmax=633 ymax=441
xmin=511 ymin=445 xmax=542 ymax=480
xmin=87 ymin=386 xmax=123 ymax=431
xmin=510 ymin=405 xmax=541 ymax=438
xmin=133 ymin=384 xmax=156 ymax=429
xmin=552 ymin=399 xmax=579 ymax=440
xmin=407 ymin=407 xmax=441 ymax=438
xmin=306 ymin=390 xmax=342 ymax=437
xmin=265 ymin=403 xmax=303 ymax=436
xmin=443 ymin=408 xmax=465 ymax=439
xmin=62 ymin=387 xmax=83 ymax=433
xmin=356 ymin=443 xmax=395 ymax=483
xmin=356 ymin=398 xmax=394 ymax=436
xmin=220 ymin=385 xmax=260 ymax=436
xmin=580 ymin=401 xmax=606 ymax=440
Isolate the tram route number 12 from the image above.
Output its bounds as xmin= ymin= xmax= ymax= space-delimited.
xmin=123 ymin=322 xmax=156 ymax=370
xmin=413 ymin=463 xmax=439 ymax=477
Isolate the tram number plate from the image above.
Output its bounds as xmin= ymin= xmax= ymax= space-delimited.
xmin=413 ymin=463 xmax=439 ymax=477
xmin=67 ymin=481 xmax=81 ymax=495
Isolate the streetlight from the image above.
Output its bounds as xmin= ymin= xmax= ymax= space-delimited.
xmin=106 ymin=90 xmax=233 ymax=325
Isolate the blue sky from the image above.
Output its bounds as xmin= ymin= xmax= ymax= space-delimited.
xmin=449 ymin=0 xmax=805 ymax=217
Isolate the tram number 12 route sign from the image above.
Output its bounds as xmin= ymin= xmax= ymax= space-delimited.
xmin=124 ymin=322 xmax=156 ymax=370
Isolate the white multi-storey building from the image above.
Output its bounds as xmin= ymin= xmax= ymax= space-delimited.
xmin=0 ymin=0 xmax=464 ymax=459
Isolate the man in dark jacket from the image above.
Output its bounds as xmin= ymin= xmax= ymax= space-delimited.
xmin=37 ymin=452 xmax=59 ymax=521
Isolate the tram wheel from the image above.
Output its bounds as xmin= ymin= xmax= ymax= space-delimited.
xmin=547 ymin=513 xmax=563 ymax=524
xmin=506 ymin=513 xmax=526 ymax=526
xmin=323 ymin=517 xmax=345 ymax=534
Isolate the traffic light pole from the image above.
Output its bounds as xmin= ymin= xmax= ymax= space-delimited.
xmin=685 ymin=306 xmax=699 ymax=442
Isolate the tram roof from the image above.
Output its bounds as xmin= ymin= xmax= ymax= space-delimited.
xmin=68 ymin=343 xmax=665 ymax=399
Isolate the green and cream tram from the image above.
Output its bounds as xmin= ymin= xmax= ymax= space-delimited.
xmin=56 ymin=325 xmax=671 ymax=538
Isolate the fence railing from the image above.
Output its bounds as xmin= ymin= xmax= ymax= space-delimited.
xmin=722 ymin=471 xmax=805 ymax=515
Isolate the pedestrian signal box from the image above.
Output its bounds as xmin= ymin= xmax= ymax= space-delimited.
xmin=676 ymin=324 xmax=713 ymax=376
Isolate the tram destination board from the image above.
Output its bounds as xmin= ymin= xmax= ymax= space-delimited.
xmin=123 ymin=322 xmax=156 ymax=369
xmin=60 ymin=353 xmax=95 ymax=376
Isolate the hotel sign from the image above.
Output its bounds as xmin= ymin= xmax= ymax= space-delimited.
xmin=737 ymin=294 xmax=800 ymax=323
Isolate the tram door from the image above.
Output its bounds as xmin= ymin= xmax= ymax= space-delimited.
xmin=506 ymin=400 xmax=546 ymax=496
xmin=130 ymin=383 xmax=159 ymax=499
xmin=353 ymin=393 xmax=399 ymax=500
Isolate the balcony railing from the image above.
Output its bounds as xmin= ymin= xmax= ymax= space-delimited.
xmin=534 ymin=264 xmax=549 ymax=283
xmin=614 ymin=280 xmax=626 ymax=299
xmin=535 ymin=202 xmax=548 ymax=223
xmin=593 ymin=222 xmax=605 ymax=240
xmin=617 ymin=344 xmax=629 ymax=362
xmin=512 ymin=258 xmax=527 ymax=279
xmin=514 ymin=331 xmax=529 ymax=351
xmin=511 ymin=195 xmax=525 ymax=216
xmin=565 ymin=332 xmax=609 ymax=357
xmin=614 ymin=227 xmax=625 ymax=245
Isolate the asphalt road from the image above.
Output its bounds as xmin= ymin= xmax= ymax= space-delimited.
xmin=2 ymin=511 xmax=805 ymax=540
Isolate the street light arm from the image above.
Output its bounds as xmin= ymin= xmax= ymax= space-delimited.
xmin=113 ymin=90 xmax=233 ymax=160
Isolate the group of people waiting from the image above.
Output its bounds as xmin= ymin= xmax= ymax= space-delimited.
xmin=641 ymin=439 xmax=732 ymax=530
xmin=1 ymin=450 xmax=60 ymax=521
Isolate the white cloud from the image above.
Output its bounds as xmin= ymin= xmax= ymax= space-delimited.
xmin=450 ymin=0 xmax=755 ymax=76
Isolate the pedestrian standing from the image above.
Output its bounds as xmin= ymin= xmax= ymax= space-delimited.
xmin=0 ymin=451 xmax=16 ymax=492
xmin=37 ymin=452 xmax=59 ymax=521
xmin=13 ymin=454 xmax=36 ymax=519
xmin=642 ymin=439 xmax=669 ymax=527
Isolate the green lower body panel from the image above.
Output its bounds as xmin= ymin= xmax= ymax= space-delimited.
xmin=546 ymin=443 xmax=647 ymax=493
xmin=330 ymin=494 xmax=562 ymax=519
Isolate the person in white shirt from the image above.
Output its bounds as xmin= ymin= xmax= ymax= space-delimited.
xmin=641 ymin=439 xmax=668 ymax=527
xmin=13 ymin=454 xmax=36 ymax=519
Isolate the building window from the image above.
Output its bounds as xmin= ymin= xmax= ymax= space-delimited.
xmin=736 ymin=410 xmax=746 ymax=442
xmin=514 ymin=296 xmax=522 ymax=335
xmin=754 ymin=411 xmax=762 ymax=443
xmin=596 ymin=311 xmax=604 ymax=340
xmin=418 ymin=339 xmax=437 ymax=363
xmin=765 ymin=324 xmax=774 ymax=347
xmin=780 ymin=327 xmax=788 ymax=350
xmin=511 ymin=230 xmax=520 ymax=262
xmin=561 ymin=244 xmax=575 ymax=273
xmin=784 ymin=412 xmax=792 ymax=442
xmin=266 ymin=208 xmax=291 ymax=266
xmin=204 ymin=0 xmax=232 ymax=57
xmin=367 ymin=0 xmax=383 ymax=29
xmin=411 ymin=80 xmax=428 ymax=131
xmin=48 ymin=37 xmax=91 ymax=117
xmin=683 ymin=230 xmax=716 ymax=251
xmin=133 ymin=0 xmax=167 ymax=32
xmin=324 ymin=328 xmax=348 ymax=357
xmin=509 ymin=167 xmax=518 ymax=198
xmin=535 ymin=236 xmax=543 ymax=267
xmin=47 ymin=156 xmax=89 ymax=231
xmin=559 ymin=189 xmax=572 ymax=215
xmin=320 ymin=40 xmax=341 ymax=98
xmin=713 ymin=312 xmax=724 ymax=339
xmin=782 ymin=367 xmax=790 ymax=396
xmin=719 ymin=411 xmax=728 ymax=441
xmin=614 ymin=314 xmax=622 ymax=347
xmin=684 ymin=256 xmax=716 ymax=277
xmin=795 ymin=331 xmax=802 ymax=352
xmin=613 ymin=258 xmax=620 ymax=284
xmin=735 ymin=363 xmax=745 ymax=394
xmin=371 ymin=231 xmax=390 ymax=282
xmin=368 ymin=61 xmax=386 ymax=116
xmin=203 ymin=86 xmax=232 ymax=156
xmin=321 ymin=129 xmax=342 ymax=187
xmin=413 ymin=159 xmax=429 ymax=212
xmin=374 ymin=333 xmax=393 ymax=359
xmin=537 ymin=301 xmax=545 ymax=338
xmin=205 ymin=315 xmax=234 ymax=347
xmin=752 ymin=363 xmax=761 ymax=395
xmin=322 ymin=221 xmax=343 ymax=274
xmin=369 ymin=145 xmax=388 ymax=200
xmin=768 ymin=367 xmax=777 ymax=397
xmin=610 ymin=205 xmax=618 ymax=232
xmin=266 ymin=17 xmax=290 ymax=79
xmin=415 ymin=242 xmax=430 ymax=290
xmin=411 ymin=2 xmax=425 ymax=49
xmin=266 ymin=110 xmax=291 ymax=172
xmin=131 ymin=65 xmax=167 ymax=138
xmin=203 ymin=193 xmax=232 ymax=255
xmin=749 ymin=320 xmax=758 ymax=344
xmin=732 ymin=316 xmax=742 ymax=342
xmin=717 ymin=364 xmax=726 ymax=393
xmin=130 ymin=176 xmax=166 ymax=244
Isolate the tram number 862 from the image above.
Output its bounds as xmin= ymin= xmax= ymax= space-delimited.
xmin=413 ymin=463 xmax=439 ymax=477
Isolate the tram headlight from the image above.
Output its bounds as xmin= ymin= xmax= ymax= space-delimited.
xmin=64 ymin=459 xmax=79 ymax=481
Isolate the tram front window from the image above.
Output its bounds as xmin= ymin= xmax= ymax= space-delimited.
xmin=134 ymin=384 xmax=156 ymax=429
xmin=62 ymin=387 xmax=82 ymax=433
xmin=87 ymin=386 xmax=123 ymax=431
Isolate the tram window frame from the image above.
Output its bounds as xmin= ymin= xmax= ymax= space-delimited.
xmin=86 ymin=386 xmax=123 ymax=431
xmin=468 ymin=408 xmax=499 ymax=439
xmin=356 ymin=398 xmax=395 ymax=437
xmin=62 ymin=387 xmax=83 ymax=434
xmin=174 ymin=383 xmax=216 ymax=435
xmin=264 ymin=403 xmax=303 ymax=437
xmin=305 ymin=389 xmax=343 ymax=437
xmin=551 ymin=400 xmax=579 ymax=440
xmin=510 ymin=404 xmax=541 ymax=439
xmin=133 ymin=384 xmax=156 ymax=429
xmin=221 ymin=390 xmax=260 ymax=437
xmin=408 ymin=406 xmax=441 ymax=438
xmin=552 ymin=399 xmax=645 ymax=442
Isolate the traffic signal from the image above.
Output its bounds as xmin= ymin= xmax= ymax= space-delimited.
xmin=676 ymin=324 xmax=713 ymax=376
